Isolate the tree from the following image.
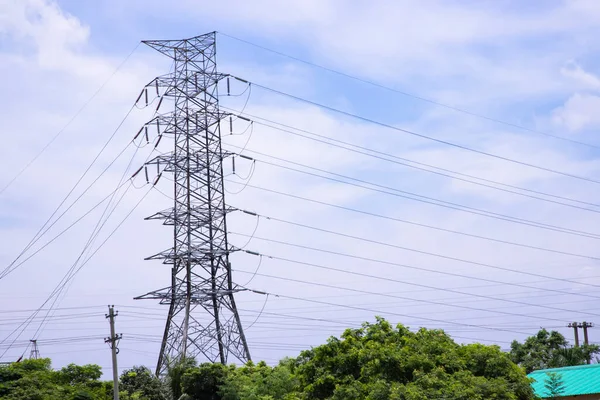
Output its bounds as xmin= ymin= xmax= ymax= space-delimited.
xmin=218 ymin=360 xmax=298 ymax=400
xmin=288 ymin=318 xmax=535 ymax=399
xmin=166 ymin=357 xmax=197 ymax=400
xmin=120 ymin=366 xmax=165 ymax=400
xmin=0 ymin=358 xmax=109 ymax=400
xmin=58 ymin=363 xmax=102 ymax=385
xmin=181 ymin=363 xmax=229 ymax=400
xmin=510 ymin=329 xmax=600 ymax=373
xmin=177 ymin=318 xmax=535 ymax=400
xmin=544 ymin=372 xmax=565 ymax=399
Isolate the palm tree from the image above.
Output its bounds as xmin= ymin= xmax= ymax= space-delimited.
xmin=551 ymin=347 xmax=585 ymax=367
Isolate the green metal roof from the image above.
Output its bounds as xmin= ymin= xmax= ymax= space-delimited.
xmin=528 ymin=364 xmax=600 ymax=398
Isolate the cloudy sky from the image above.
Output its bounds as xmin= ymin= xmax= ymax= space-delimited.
xmin=2 ymin=0 xmax=600 ymax=374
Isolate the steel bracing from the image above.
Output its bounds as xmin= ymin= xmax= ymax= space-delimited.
xmin=134 ymin=32 xmax=250 ymax=375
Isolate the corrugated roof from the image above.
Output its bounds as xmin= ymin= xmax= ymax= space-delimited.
xmin=528 ymin=364 xmax=600 ymax=398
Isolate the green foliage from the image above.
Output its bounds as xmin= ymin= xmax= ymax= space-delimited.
xmin=0 ymin=319 xmax=538 ymax=400
xmin=509 ymin=329 xmax=600 ymax=373
xmin=173 ymin=318 xmax=534 ymax=400
xmin=286 ymin=318 xmax=534 ymax=399
xmin=180 ymin=363 xmax=228 ymax=400
xmin=0 ymin=358 xmax=109 ymax=400
xmin=166 ymin=356 xmax=197 ymax=400
xmin=218 ymin=360 xmax=298 ymax=400
xmin=543 ymin=372 xmax=565 ymax=399
xmin=120 ymin=365 xmax=165 ymax=400
xmin=58 ymin=363 xmax=102 ymax=385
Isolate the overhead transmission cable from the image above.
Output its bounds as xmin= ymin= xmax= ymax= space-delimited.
xmin=0 ymin=103 xmax=140 ymax=281
xmin=0 ymin=185 xmax=152 ymax=359
xmin=4 ymin=114 xmax=161 ymax=349
xmin=0 ymin=42 xmax=141 ymax=195
xmin=25 ymin=143 xmax=159 ymax=346
xmin=0 ymin=78 xmax=161 ymax=281
xmin=233 ymin=208 xmax=600 ymax=290
xmin=236 ymin=286 xmax=600 ymax=322
xmin=219 ymin=107 xmax=600 ymax=211
xmin=0 ymin=179 xmax=132 ymax=280
xmin=235 ymin=279 xmax=531 ymax=336
xmin=225 ymin=172 xmax=600 ymax=240
xmin=225 ymin=147 xmax=600 ymax=241
xmin=232 ymin=230 xmax=600 ymax=302
xmin=236 ymin=247 xmax=600 ymax=321
xmin=230 ymin=77 xmax=600 ymax=186
xmin=218 ymin=32 xmax=600 ymax=150
xmin=30 ymin=131 xmax=151 ymax=341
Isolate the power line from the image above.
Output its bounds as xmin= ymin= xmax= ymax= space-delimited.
xmin=116 ymin=272 xmax=600 ymax=314
xmin=31 ymin=183 xmax=135 ymax=342
xmin=0 ymin=42 xmax=141 ymax=195
xmin=228 ymin=149 xmax=600 ymax=243
xmin=237 ymin=310 xmax=515 ymax=345
xmin=224 ymin=156 xmax=600 ymax=240
xmin=0 ymin=186 xmax=153 ymax=358
xmin=220 ymin=109 xmax=600 ymax=211
xmin=236 ymin=78 xmax=600 ymax=186
xmin=230 ymin=190 xmax=600 ymax=291
xmin=0 ymin=179 xmax=132 ymax=280
xmin=236 ymin=290 xmax=598 ymax=324
xmin=30 ymin=132 xmax=148 ymax=342
xmin=151 ymin=186 xmax=599 ymax=298
xmin=237 ymin=250 xmax=600 ymax=321
xmin=218 ymin=32 xmax=600 ymax=150
xmin=235 ymin=275 xmax=531 ymax=336
xmin=232 ymin=231 xmax=600 ymax=302
xmin=117 ymin=297 xmax=594 ymax=327
xmin=0 ymin=102 xmax=141 ymax=280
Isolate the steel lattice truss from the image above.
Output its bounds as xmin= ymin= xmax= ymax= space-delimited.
xmin=134 ymin=32 xmax=250 ymax=375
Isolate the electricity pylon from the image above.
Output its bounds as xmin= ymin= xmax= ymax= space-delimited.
xmin=29 ymin=340 xmax=39 ymax=359
xmin=134 ymin=32 xmax=250 ymax=375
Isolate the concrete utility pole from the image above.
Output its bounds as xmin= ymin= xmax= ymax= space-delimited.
xmin=569 ymin=322 xmax=580 ymax=347
xmin=582 ymin=322 xmax=592 ymax=346
xmin=105 ymin=306 xmax=122 ymax=400
xmin=568 ymin=322 xmax=594 ymax=364
xmin=582 ymin=322 xmax=593 ymax=364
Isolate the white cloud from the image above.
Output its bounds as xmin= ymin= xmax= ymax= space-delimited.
xmin=0 ymin=0 xmax=90 ymax=71
xmin=552 ymin=93 xmax=600 ymax=132
xmin=561 ymin=62 xmax=600 ymax=91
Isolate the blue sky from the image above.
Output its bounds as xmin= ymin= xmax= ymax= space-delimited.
xmin=2 ymin=0 xmax=600 ymax=375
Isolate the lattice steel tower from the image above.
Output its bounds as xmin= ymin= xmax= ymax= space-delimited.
xmin=134 ymin=32 xmax=250 ymax=375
